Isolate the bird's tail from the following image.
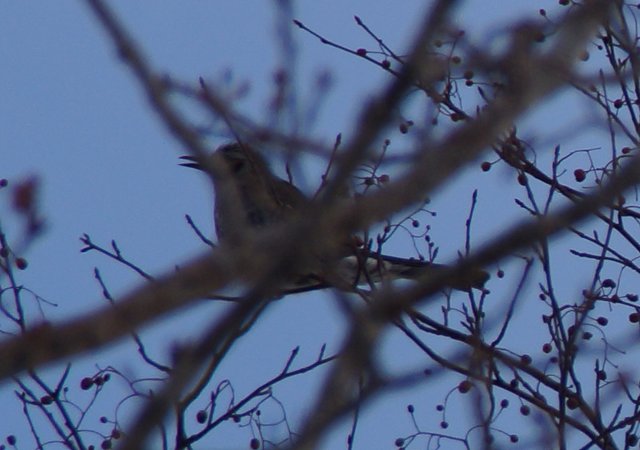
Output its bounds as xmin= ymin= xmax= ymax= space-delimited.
xmin=369 ymin=254 xmax=489 ymax=292
xmin=285 ymin=253 xmax=489 ymax=295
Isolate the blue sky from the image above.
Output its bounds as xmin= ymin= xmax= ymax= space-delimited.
xmin=1 ymin=1 xmax=617 ymax=449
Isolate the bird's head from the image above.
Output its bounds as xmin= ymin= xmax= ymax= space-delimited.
xmin=179 ymin=143 xmax=268 ymax=181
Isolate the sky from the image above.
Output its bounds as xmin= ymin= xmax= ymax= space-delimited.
xmin=0 ymin=1 xmax=620 ymax=449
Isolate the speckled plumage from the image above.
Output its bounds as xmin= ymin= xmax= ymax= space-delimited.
xmin=181 ymin=143 xmax=489 ymax=293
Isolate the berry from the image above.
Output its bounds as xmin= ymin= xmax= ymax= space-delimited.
xmin=602 ymin=278 xmax=616 ymax=288
xmin=597 ymin=316 xmax=608 ymax=326
xmin=597 ymin=370 xmax=607 ymax=381
xmin=517 ymin=173 xmax=527 ymax=185
xmin=80 ymin=377 xmax=93 ymax=390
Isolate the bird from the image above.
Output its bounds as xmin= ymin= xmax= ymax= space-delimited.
xmin=180 ymin=142 xmax=489 ymax=294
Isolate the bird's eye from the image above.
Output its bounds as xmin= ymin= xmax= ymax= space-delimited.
xmin=231 ymin=160 xmax=245 ymax=173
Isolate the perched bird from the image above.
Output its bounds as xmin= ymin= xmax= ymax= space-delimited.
xmin=180 ymin=143 xmax=489 ymax=293
xmin=181 ymin=143 xmax=306 ymax=241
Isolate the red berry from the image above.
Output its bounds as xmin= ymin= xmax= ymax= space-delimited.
xmin=458 ymin=380 xmax=472 ymax=393
xmin=597 ymin=316 xmax=608 ymax=326
xmin=80 ymin=377 xmax=93 ymax=391
xmin=12 ymin=177 xmax=38 ymax=212
xmin=15 ymin=258 xmax=28 ymax=270
xmin=574 ymin=169 xmax=586 ymax=182
xmin=481 ymin=161 xmax=491 ymax=172
xmin=602 ymin=278 xmax=616 ymax=288
xmin=356 ymin=48 xmax=367 ymax=57
xmin=517 ymin=173 xmax=527 ymax=185
xmin=597 ymin=370 xmax=607 ymax=381
xmin=381 ymin=60 xmax=391 ymax=69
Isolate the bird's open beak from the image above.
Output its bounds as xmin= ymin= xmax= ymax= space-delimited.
xmin=178 ymin=155 xmax=203 ymax=170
